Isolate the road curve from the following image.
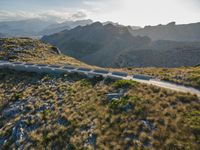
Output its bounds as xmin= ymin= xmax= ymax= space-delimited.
xmin=0 ymin=61 xmax=200 ymax=97
xmin=129 ymin=78 xmax=200 ymax=97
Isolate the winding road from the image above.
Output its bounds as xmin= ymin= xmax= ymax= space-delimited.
xmin=0 ymin=60 xmax=200 ymax=97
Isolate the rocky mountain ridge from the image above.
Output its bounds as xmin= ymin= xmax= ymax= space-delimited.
xmin=42 ymin=22 xmax=200 ymax=68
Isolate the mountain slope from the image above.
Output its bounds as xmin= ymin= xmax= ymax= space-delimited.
xmin=130 ymin=22 xmax=200 ymax=41
xmin=42 ymin=22 xmax=200 ymax=68
xmin=0 ymin=69 xmax=199 ymax=149
xmin=0 ymin=33 xmax=7 ymax=38
xmin=0 ymin=38 xmax=90 ymax=67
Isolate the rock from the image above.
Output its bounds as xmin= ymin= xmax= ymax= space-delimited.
xmin=0 ymin=137 xmax=7 ymax=147
xmin=51 ymin=46 xmax=61 ymax=54
xmin=37 ymin=104 xmax=49 ymax=112
xmin=2 ymin=107 xmax=20 ymax=118
xmin=57 ymin=118 xmax=69 ymax=126
xmin=27 ymin=124 xmax=40 ymax=132
xmin=12 ymin=120 xmax=27 ymax=145
xmin=85 ymin=133 xmax=97 ymax=149
xmin=106 ymin=93 xmax=123 ymax=101
xmin=123 ymin=103 xmax=133 ymax=112
xmin=140 ymin=120 xmax=155 ymax=132
xmin=2 ymin=100 xmax=30 ymax=118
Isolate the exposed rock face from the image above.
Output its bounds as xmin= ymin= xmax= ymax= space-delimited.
xmin=51 ymin=46 xmax=61 ymax=54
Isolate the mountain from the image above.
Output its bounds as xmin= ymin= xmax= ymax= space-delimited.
xmin=130 ymin=22 xmax=200 ymax=41
xmin=0 ymin=33 xmax=7 ymax=38
xmin=102 ymin=21 xmax=141 ymax=31
xmin=0 ymin=19 xmax=93 ymax=37
xmin=39 ymin=19 xmax=93 ymax=35
xmin=42 ymin=22 xmax=200 ymax=68
xmin=127 ymin=25 xmax=141 ymax=30
xmin=42 ymin=22 xmax=151 ymax=67
xmin=0 ymin=19 xmax=56 ymax=37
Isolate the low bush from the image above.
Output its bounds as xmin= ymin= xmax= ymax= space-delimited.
xmin=185 ymin=110 xmax=200 ymax=134
xmin=11 ymin=92 xmax=22 ymax=101
xmin=112 ymin=80 xmax=137 ymax=89
xmin=108 ymin=96 xmax=146 ymax=116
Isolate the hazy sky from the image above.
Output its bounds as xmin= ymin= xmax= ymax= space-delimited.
xmin=0 ymin=0 xmax=199 ymax=26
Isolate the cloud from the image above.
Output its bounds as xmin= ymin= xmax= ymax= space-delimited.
xmin=0 ymin=11 xmax=38 ymax=21
xmin=0 ymin=0 xmax=199 ymax=25
xmin=71 ymin=11 xmax=87 ymax=20
xmin=0 ymin=9 xmax=88 ymax=22
xmin=181 ymin=0 xmax=200 ymax=10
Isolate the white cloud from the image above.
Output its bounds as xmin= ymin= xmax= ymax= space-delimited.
xmin=0 ymin=11 xmax=38 ymax=21
xmin=0 ymin=9 xmax=89 ymax=22
xmin=85 ymin=0 xmax=200 ymax=26
xmin=0 ymin=0 xmax=199 ymax=26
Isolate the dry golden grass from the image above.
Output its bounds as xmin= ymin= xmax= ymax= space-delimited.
xmin=0 ymin=38 xmax=95 ymax=68
xmin=0 ymin=69 xmax=199 ymax=149
xmin=119 ymin=66 xmax=200 ymax=88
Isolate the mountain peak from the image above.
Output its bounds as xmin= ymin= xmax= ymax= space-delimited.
xmin=167 ymin=21 xmax=176 ymax=26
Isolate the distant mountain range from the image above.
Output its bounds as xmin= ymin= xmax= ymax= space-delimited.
xmin=0 ymin=33 xmax=7 ymax=38
xmin=130 ymin=22 xmax=200 ymax=41
xmin=42 ymin=22 xmax=200 ymax=68
xmin=0 ymin=19 xmax=93 ymax=37
xmin=0 ymin=19 xmax=56 ymax=37
xmin=2 ymin=18 xmax=199 ymax=42
xmin=1 ymin=19 xmax=200 ymax=68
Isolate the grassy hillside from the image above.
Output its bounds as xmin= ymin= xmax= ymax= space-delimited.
xmin=0 ymin=38 xmax=199 ymax=89
xmin=0 ymin=38 xmax=91 ymax=67
xmin=0 ymin=69 xmax=200 ymax=149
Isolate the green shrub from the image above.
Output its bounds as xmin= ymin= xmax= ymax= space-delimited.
xmin=112 ymin=80 xmax=137 ymax=89
xmin=108 ymin=96 xmax=145 ymax=115
xmin=185 ymin=110 xmax=200 ymax=134
xmin=177 ymin=94 xmax=197 ymax=103
xmin=11 ymin=92 xmax=22 ymax=101
xmin=79 ymin=79 xmax=91 ymax=87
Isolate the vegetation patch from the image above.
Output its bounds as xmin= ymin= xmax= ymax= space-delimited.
xmin=0 ymin=69 xmax=200 ymax=149
xmin=185 ymin=110 xmax=200 ymax=134
xmin=112 ymin=80 xmax=137 ymax=89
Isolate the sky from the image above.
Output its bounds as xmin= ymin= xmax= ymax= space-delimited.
xmin=0 ymin=0 xmax=200 ymax=26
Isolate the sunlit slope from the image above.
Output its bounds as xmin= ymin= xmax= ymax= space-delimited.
xmin=0 ymin=38 xmax=91 ymax=67
xmin=0 ymin=69 xmax=199 ymax=149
